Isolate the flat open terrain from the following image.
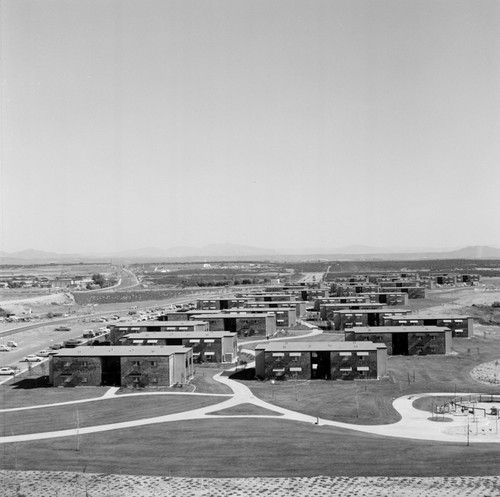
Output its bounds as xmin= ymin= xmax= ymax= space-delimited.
xmin=2 ymin=277 xmax=500 ymax=488
xmin=1 ymin=395 xmax=224 ymax=436
xmin=2 ymin=418 xmax=500 ymax=478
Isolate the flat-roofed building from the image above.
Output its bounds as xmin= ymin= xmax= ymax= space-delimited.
xmin=334 ymin=309 xmax=412 ymax=331
xmin=382 ymin=315 xmax=473 ymax=338
xmin=320 ymin=302 xmax=387 ymax=322
xmin=345 ymin=326 xmax=452 ymax=355
xmin=191 ymin=312 xmax=276 ymax=337
xmin=122 ymin=331 xmax=237 ymax=363
xmin=237 ymin=293 xmax=298 ymax=302
xmin=239 ymin=300 xmax=307 ymax=317
xmin=221 ymin=307 xmax=296 ymax=327
xmin=50 ymin=346 xmax=193 ymax=388
xmin=196 ymin=297 xmax=249 ymax=311
xmin=379 ymin=280 xmax=420 ymax=288
xmin=110 ymin=321 xmax=209 ymax=344
xmin=330 ymin=283 xmax=380 ymax=297
xmin=361 ymin=292 xmax=409 ymax=306
xmin=314 ymin=296 xmax=369 ymax=311
xmin=255 ymin=341 xmax=387 ymax=381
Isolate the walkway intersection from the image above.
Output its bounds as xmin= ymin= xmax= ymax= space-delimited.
xmin=1 ymin=324 xmax=499 ymax=445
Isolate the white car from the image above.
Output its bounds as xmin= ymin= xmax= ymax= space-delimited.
xmin=0 ymin=345 xmax=10 ymax=352
xmin=37 ymin=349 xmax=52 ymax=357
xmin=0 ymin=367 xmax=17 ymax=375
xmin=7 ymin=341 xmax=18 ymax=348
xmin=24 ymin=354 xmax=42 ymax=362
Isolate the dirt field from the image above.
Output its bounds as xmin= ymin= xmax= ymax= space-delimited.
xmin=1 ymin=470 xmax=499 ymax=496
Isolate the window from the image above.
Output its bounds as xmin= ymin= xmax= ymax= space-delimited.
xmin=150 ymin=361 xmax=158 ymax=367
xmin=273 ymin=368 xmax=285 ymax=372
xmin=189 ymin=339 xmax=200 ymax=343
xmin=81 ymin=377 xmax=88 ymax=383
xmin=204 ymin=339 xmax=215 ymax=343
xmin=132 ymin=361 xmax=140 ymax=367
xmin=151 ymin=377 xmax=158 ymax=384
xmin=289 ymin=367 xmax=302 ymax=372
xmin=272 ymin=352 xmax=284 ymax=357
xmin=81 ymin=361 xmax=88 ymax=367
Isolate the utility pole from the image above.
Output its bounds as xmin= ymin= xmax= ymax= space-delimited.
xmin=75 ymin=408 xmax=80 ymax=451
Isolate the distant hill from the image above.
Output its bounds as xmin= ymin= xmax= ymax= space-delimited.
xmin=1 ymin=244 xmax=500 ymax=264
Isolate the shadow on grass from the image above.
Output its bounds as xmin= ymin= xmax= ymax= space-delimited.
xmin=229 ymin=367 xmax=257 ymax=381
xmin=12 ymin=375 xmax=51 ymax=389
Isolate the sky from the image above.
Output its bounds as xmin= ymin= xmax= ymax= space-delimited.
xmin=1 ymin=0 xmax=499 ymax=255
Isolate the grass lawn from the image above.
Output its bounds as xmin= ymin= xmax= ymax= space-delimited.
xmin=0 ymin=395 xmax=225 ymax=437
xmin=237 ymin=331 xmax=500 ymax=425
xmin=0 ymin=379 xmax=106 ymax=410
xmin=210 ymin=403 xmax=283 ymax=416
xmin=2 ymin=418 xmax=500 ymax=477
xmin=190 ymin=368 xmax=233 ymax=394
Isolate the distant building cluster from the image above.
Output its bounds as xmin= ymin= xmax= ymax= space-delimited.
xmin=49 ymin=274 xmax=477 ymax=387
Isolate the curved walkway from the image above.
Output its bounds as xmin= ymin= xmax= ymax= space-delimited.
xmin=2 ymin=323 xmax=498 ymax=445
xmin=1 ymin=372 xmax=499 ymax=445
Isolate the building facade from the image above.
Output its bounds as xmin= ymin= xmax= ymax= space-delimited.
xmin=191 ymin=312 xmax=276 ymax=337
xmin=255 ymin=341 xmax=387 ymax=381
xmin=345 ymin=326 xmax=452 ymax=355
xmin=110 ymin=321 xmax=209 ymax=345
xmin=122 ymin=331 xmax=237 ymax=363
xmin=382 ymin=315 xmax=473 ymax=338
xmin=50 ymin=346 xmax=193 ymax=388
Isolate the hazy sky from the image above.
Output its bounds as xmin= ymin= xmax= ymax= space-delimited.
xmin=1 ymin=0 xmax=499 ymax=254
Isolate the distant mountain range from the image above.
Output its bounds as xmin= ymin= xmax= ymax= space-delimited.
xmin=1 ymin=244 xmax=500 ymax=264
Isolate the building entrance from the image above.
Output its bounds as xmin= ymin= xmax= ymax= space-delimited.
xmin=392 ymin=333 xmax=409 ymax=355
xmin=101 ymin=356 xmax=121 ymax=386
xmin=311 ymin=351 xmax=331 ymax=380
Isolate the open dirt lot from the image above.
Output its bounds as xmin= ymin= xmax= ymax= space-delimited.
xmin=1 ymin=471 xmax=500 ymax=497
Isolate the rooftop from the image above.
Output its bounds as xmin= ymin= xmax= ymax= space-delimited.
xmin=112 ymin=321 xmax=208 ymax=328
xmin=337 ymin=309 xmax=411 ymax=314
xmin=53 ymin=346 xmax=189 ymax=357
xmin=390 ymin=315 xmax=471 ymax=320
xmin=192 ymin=312 xmax=274 ymax=319
xmin=348 ymin=326 xmax=451 ymax=334
xmin=123 ymin=331 xmax=235 ymax=339
xmin=256 ymin=341 xmax=385 ymax=352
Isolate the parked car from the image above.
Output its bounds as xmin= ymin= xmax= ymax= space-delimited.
xmin=0 ymin=345 xmax=10 ymax=352
xmin=37 ymin=349 xmax=52 ymax=357
xmin=83 ymin=330 xmax=97 ymax=338
xmin=24 ymin=354 xmax=42 ymax=362
xmin=0 ymin=367 xmax=17 ymax=375
xmin=54 ymin=326 xmax=71 ymax=331
xmin=6 ymin=341 xmax=18 ymax=348
xmin=49 ymin=343 xmax=63 ymax=350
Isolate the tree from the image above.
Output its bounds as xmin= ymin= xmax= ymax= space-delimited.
xmin=91 ymin=274 xmax=106 ymax=287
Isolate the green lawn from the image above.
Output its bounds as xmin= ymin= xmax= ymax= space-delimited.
xmin=238 ymin=330 xmax=500 ymax=425
xmin=1 ymin=395 xmax=225 ymax=437
xmin=0 ymin=381 xmax=106 ymax=410
xmin=2 ymin=418 xmax=500 ymax=477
